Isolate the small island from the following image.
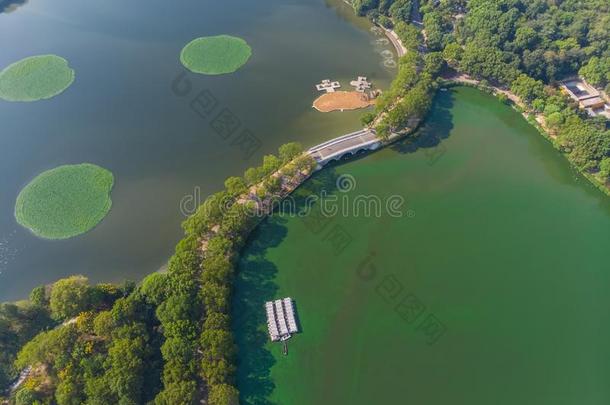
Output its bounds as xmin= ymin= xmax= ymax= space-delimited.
xmin=0 ymin=55 xmax=75 ymax=102
xmin=313 ymin=76 xmax=379 ymax=112
xmin=15 ymin=163 xmax=114 ymax=239
xmin=313 ymin=91 xmax=377 ymax=112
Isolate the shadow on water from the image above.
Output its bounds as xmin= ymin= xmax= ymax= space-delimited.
xmin=233 ymin=168 xmax=341 ymax=405
xmin=0 ymin=0 xmax=28 ymax=13
xmin=232 ymin=92 xmax=456 ymax=403
xmin=390 ymin=88 xmax=455 ymax=156
xmin=233 ymin=220 xmax=285 ymax=405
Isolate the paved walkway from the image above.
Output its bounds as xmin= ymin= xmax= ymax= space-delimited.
xmin=381 ymin=27 xmax=407 ymax=57
xmin=308 ymin=129 xmax=380 ymax=166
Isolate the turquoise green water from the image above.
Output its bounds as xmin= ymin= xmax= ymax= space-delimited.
xmin=234 ymin=87 xmax=610 ymax=404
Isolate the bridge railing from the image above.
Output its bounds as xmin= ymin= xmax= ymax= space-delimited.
xmin=308 ymin=128 xmax=381 ymax=165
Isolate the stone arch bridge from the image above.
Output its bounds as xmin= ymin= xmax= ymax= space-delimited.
xmin=307 ymin=128 xmax=381 ymax=167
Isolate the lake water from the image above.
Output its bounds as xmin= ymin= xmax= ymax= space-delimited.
xmin=234 ymin=87 xmax=610 ymax=405
xmin=0 ymin=0 xmax=395 ymax=300
xmin=4 ymin=2 xmax=610 ymax=402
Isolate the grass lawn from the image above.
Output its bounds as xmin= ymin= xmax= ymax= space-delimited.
xmin=0 ymin=54 xmax=75 ymax=102
xmin=180 ymin=35 xmax=252 ymax=75
xmin=15 ymin=164 xmax=114 ymax=240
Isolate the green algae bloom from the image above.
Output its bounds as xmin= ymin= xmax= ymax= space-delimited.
xmin=180 ymin=35 xmax=252 ymax=75
xmin=0 ymin=55 xmax=75 ymax=102
xmin=15 ymin=164 xmax=114 ymax=239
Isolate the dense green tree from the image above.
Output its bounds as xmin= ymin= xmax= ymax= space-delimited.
xmin=140 ymin=273 xmax=168 ymax=306
xmin=200 ymin=357 xmax=235 ymax=386
xmin=360 ymin=112 xmax=376 ymax=126
xmin=278 ymin=142 xmax=304 ymax=163
xmin=243 ymin=167 xmax=262 ymax=185
xmin=154 ymin=381 xmax=197 ymax=405
xmin=442 ymin=42 xmax=462 ymax=68
xmin=224 ymin=177 xmax=247 ymax=196
xmin=206 ymin=236 xmax=233 ymax=257
xmin=0 ymin=302 xmax=53 ymax=347
xmin=200 ymin=330 xmax=236 ymax=362
xmin=511 ymin=26 xmax=539 ymax=53
xmin=55 ymin=376 xmax=83 ymax=405
xmin=200 ymin=282 xmax=230 ymax=314
xmin=93 ymin=310 xmax=115 ymax=338
xmin=546 ymin=112 xmax=564 ymax=128
xmin=208 ymin=383 xmax=239 ymax=405
xmin=599 ymin=158 xmax=610 ymax=180
xmin=84 ymin=375 xmax=117 ymax=404
xmin=460 ymin=41 xmax=519 ymax=85
xmin=264 ymin=175 xmax=282 ymax=194
xmin=389 ymin=0 xmax=412 ymax=22
xmin=29 ymin=285 xmax=47 ymax=308
xmin=14 ymin=387 xmax=39 ymax=405
xmin=260 ymin=154 xmax=282 ymax=177
xmin=156 ymin=294 xmax=198 ymax=327
xmin=558 ymin=122 xmax=610 ymax=171
xmin=105 ymin=333 xmax=148 ymax=404
xmin=89 ymin=283 xmax=123 ymax=310
xmin=423 ymin=52 xmax=445 ymax=77
xmin=353 ymin=0 xmax=379 ymax=16
xmin=49 ymin=276 xmax=91 ymax=321
xmin=510 ymin=74 xmax=545 ymax=106
xmin=394 ymin=22 xmax=420 ymax=52
xmin=15 ymin=324 xmax=78 ymax=370
xmin=201 ymin=255 xmax=233 ymax=285
xmin=423 ymin=12 xmax=447 ymax=51
xmin=579 ymin=56 xmax=610 ymax=88
xmin=377 ymin=15 xmax=393 ymax=28
xmin=203 ymin=312 xmax=230 ymax=331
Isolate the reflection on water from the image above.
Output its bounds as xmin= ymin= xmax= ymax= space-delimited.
xmin=382 ymin=58 xmax=397 ymax=68
xmin=374 ymin=38 xmax=389 ymax=46
xmin=235 ymin=87 xmax=610 ymax=405
xmin=325 ymin=0 xmax=397 ymax=72
xmin=368 ymin=25 xmax=397 ymax=70
xmin=0 ymin=0 xmax=28 ymax=14
xmin=380 ymin=49 xmax=393 ymax=59
xmin=369 ymin=26 xmax=383 ymax=36
xmin=379 ymin=49 xmax=396 ymax=69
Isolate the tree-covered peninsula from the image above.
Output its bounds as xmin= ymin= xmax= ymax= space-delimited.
xmin=1 ymin=143 xmax=315 ymax=405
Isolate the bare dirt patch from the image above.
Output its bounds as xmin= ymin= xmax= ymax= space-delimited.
xmin=313 ymin=91 xmax=376 ymax=112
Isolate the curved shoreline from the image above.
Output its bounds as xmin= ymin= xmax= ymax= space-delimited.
xmin=379 ymin=25 xmax=407 ymax=57
xmin=197 ymin=122 xmax=420 ymax=253
xmin=0 ymin=8 xmax=412 ymax=404
xmin=442 ymin=73 xmax=610 ymax=197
